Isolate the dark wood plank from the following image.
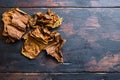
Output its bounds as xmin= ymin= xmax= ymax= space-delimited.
xmin=0 ymin=73 xmax=120 ymax=80
xmin=0 ymin=0 xmax=90 ymax=7
xmin=0 ymin=8 xmax=120 ymax=72
xmin=0 ymin=0 xmax=120 ymax=8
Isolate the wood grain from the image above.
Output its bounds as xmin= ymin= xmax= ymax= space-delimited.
xmin=0 ymin=0 xmax=120 ymax=8
xmin=0 ymin=73 xmax=120 ymax=80
xmin=0 ymin=8 xmax=120 ymax=72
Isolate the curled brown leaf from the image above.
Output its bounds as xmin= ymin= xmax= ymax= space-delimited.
xmin=2 ymin=8 xmax=30 ymax=43
xmin=29 ymin=9 xmax=63 ymax=29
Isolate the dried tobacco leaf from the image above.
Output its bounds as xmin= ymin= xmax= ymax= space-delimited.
xmin=2 ymin=8 xmax=30 ymax=43
xmin=29 ymin=9 xmax=63 ymax=29
xmin=45 ymin=31 xmax=66 ymax=62
xmin=22 ymin=26 xmax=51 ymax=59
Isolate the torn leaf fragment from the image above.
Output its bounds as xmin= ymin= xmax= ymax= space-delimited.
xmin=45 ymin=31 xmax=66 ymax=62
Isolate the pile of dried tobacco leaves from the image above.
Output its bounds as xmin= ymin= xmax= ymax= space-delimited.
xmin=2 ymin=8 xmax=66 ymax=62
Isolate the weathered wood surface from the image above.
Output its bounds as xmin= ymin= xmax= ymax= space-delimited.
xmin=0 ymin=0 xmax=120 ymax=7
xmin=0 ymin=0 xmax=120 ymax=79
xmin=0 ymin=8 xmax=120 ymax=73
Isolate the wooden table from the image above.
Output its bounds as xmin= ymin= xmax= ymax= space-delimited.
xmin=0 ymin=0 xmax=120 ymax=80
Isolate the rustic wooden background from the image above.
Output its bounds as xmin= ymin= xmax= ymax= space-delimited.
xmin=0 ymin=0 xmax=120 ymax=80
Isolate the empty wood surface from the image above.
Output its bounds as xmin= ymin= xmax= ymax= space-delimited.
xmin=0 ymin=0 xmax=120 ymax=80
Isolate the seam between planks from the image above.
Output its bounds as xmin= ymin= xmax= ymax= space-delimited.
xmin=0 ymin=72 xmax=120 ymax=75
xmin=0 ymin=71 xmax=120 ymax=74
xmin=0 ymin=6 xmax=120 ymax=8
